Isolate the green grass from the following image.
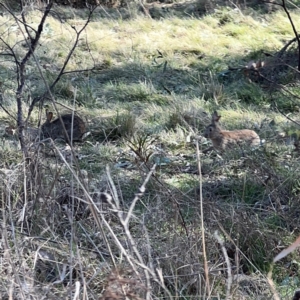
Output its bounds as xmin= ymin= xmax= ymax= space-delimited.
xmin=1 ymin=1 xmax=300 ymax=299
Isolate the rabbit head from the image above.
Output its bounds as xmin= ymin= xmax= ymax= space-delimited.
xmin=203 ymin=111 xmax=222 ymax=140
xmin=41 ymin=110 xmax=86 ymax=142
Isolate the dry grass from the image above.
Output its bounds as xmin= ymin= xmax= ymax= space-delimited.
xmin=1 ymin=1 xmax=300 ymax=299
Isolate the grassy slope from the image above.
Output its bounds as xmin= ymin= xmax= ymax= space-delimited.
xmin=0 ymin=3 xmax=300 ymax=299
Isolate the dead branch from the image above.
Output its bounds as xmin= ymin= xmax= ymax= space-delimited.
xmin=0 ymin=1 xmax=54 ymax=157
xmin=279 ymin=0 xmax=300 ymax=70
xmin=27 ymin=5 xmax=98 ymax=121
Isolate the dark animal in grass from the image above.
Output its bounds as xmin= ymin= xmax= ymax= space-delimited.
xmin=41 ymin=110 xmax=86 ymax=143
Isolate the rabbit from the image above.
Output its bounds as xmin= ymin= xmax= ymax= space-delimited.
xmin=203 ymin=111 xmax=260 ymax=153
xmin=41 ymin=110 xmax=86 ymax=143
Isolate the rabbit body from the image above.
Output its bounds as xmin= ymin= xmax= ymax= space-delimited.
xmin=203 ymin=111 xmax=260 ymax=152
xmin=41 ymin=111 xmax=86 ymax=142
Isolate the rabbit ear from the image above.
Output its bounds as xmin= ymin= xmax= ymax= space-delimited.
xmin=212 ymin=111 xmax=221 ymax=123
xmin=46 ymin=110 xmax=53 ymax=122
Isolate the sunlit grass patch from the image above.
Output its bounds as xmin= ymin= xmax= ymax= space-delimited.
xmin=3 ymin=3 xmax=300 ymax=299
xmin=102 ymin=81 xmax=170 ymax=105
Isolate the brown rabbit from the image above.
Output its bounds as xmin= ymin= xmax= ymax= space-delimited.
xmin=203 ymin=111 xmax=260 ymax=153
xmin=41 ymin=110 xmax=86 ymax=143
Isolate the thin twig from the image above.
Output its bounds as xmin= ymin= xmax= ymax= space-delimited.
xmin=280 ymin=0 xmax=300 ymax=70
xmin=273 ymin=100 xmax=300 ymax=127
xmin=141 ymin=163 xmax=190 ymax=238
xmin=106 ymin=164 xmax=173 ymax=299
xmin=46 ymin=139 xmax=117 ymax=269
xmin=267 ymin=264 xmax=281 ymax=300
xmin=124 ymin=163 xmax=156 ymax=225
xmin=27 ymin=5 xmax=98 ymax=119
xmin=214 ymin=231 xmax=232 ymax=300
xmin=195 ymin=140 xmax=210 ymax=296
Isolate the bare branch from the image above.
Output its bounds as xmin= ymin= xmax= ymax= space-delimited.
xmin=280 ymin=0 xmax=300 ymax=70
xmin=0 ymin=3 xmax=38 ymax=36
xmin=49 ymin=6 xmax=97 ymax=91
xmin=14 ymin=1 xmax=53 ymax=156
xmin=27 ymin=5 xmax=98 ymax=119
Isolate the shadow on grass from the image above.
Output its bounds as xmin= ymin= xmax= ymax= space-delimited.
xmin=51 ymin=0 xmax=283 ymax=20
